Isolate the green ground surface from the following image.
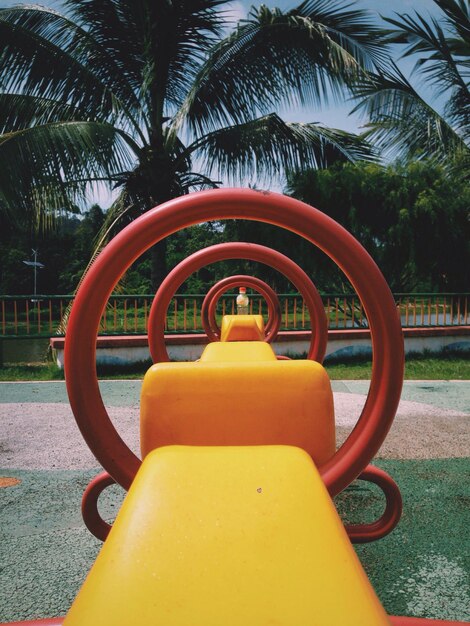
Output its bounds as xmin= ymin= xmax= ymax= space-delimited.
xmin=1 ymin=460 xmax=469 ymax=622
xmin=0 ymin=380 xmax=469 ymax=622
xmin=340 ymin=459 xmax=470 ymax=621
xmin=1 ymin=353 xmax=469 ymax=381
xmin=326 ymin=354 xmax=470 ymax=381
xmin=1 ymin=379 xmax=469 ymax=413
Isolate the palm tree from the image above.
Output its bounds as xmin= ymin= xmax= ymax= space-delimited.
xmin=353 ymin=0 xmax=470 ymax=167
xmin=0 ymin=0 xmax=386 ymax=286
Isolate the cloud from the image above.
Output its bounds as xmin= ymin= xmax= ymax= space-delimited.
xmin=224 ymin=1 xmax=247 ymax=25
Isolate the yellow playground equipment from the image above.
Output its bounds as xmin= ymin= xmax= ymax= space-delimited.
xmin=7 ymin=189 xmax=464 ymax=626
xmin=66 ymin=316 xmax=390 ymax=626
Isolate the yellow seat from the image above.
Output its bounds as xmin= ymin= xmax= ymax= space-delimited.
xmin=220 ymin=314 xmax=265 ymax=341
xmin=199 ymin=339 xmax=276 ymax=362
xmin=64 ymin=446 xmax=390 ymax=626
xmin=140 ymin=357 xmax=335 ymax=465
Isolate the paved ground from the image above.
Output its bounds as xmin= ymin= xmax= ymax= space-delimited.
xmin=0 ymin=380 xmax=469 ymax=623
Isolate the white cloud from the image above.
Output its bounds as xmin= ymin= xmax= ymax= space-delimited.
xmin=224 ymin=1 xmax=247 ymax=25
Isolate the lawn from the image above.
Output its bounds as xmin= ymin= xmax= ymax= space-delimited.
xmin=0 ymin=353 xmax=468 ymax=381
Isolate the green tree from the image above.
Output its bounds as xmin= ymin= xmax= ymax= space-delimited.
xmin=0 ymin=0 xmax=385 ymax=287
xmin=287 ymin=160 xmax=470 ymax=291
xmin=0 ymin=206 xmax=108 ymax=294
xmin=56 ymin=204 xmax=105 ymax=292
xmin=0 ymin=213 xmax=80 ymax=295
xmin=353 ymin=0 xmax=470 ymax=167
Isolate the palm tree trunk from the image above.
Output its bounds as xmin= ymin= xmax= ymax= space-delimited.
xmin=151 ymin=239 xmax=167 ymax=290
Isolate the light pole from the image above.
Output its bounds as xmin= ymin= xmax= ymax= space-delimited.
xmin=22 ymin=249 xmax=45 ymax=300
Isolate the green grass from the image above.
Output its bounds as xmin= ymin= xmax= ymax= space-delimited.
xmin=0 ymin=352 xmax=468 ymax=381
xmin=0 ymin=361 xmax=65 ymax=381
xmin=325 ymin=353 xmax=470 ymax=380
xmin=404 ymin=353 xmax=470 ymax=379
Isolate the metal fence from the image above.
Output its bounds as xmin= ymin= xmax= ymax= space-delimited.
xmin=1 ymin=293 xmax=468 ymax=339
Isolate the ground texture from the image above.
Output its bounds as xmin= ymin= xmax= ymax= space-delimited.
xmin=0 ymin=380 xmax=469 ymax=623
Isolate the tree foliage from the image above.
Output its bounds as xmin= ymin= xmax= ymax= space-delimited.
xmin=0 ymin=0 xmax=384 ymax=286
xmin=0 ymin=205 xmax=102 ymax=295
xmin=2 ymin=160 xmax=469 ymax=296
xmin=353 ymin=0 xmax=470 ymax=168
xmin=287 ymin=160 xmax=470 ymax=291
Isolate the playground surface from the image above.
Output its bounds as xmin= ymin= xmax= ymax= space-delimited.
xmin=0 ymin=379 xmax=469 ymax=623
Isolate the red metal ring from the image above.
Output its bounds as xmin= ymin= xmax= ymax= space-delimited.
xmin=148 ymin=242 xmax=327 ymax=363
xmin=65 ymin=188 xmax=404 ymax=496
xmin=203 ymin=275 xmax=281 ymax=342
xmin=81 ymin=472 xmax=115 ymax=541
xmin=345 ymin=464 xmax=402 ymax=543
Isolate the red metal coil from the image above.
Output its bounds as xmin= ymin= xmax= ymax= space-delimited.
xmin=345 ymin=464 xmax=402 ymax=543
xmin=81 ymin=471 xmax=115 ymax=541
xmin=64 ymin=188 xmax=404 ymax=497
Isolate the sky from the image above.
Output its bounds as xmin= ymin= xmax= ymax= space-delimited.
xmin=228 ymin=0 xmax=439 ymax=134
xmin=1 ymin=0 xmax=440 ymax=206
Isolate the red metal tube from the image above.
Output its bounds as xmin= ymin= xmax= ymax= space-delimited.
xmin=201 ymin=274 xmax=281 ymax=343
xmin=81 ymin=472 xmax=115 ymax=541
xmin=345 ymin=464 xmax=402 ymax=543
xmin=148 ymin=242 xmax=328 ymax=364
xmin=64 ymin=188 xmax=404 ymax=496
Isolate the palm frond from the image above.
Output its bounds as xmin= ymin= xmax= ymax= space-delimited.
xmin=385 ymin=10 xmax=469 ymax=96
xmin=435 ymin=0 xmax=470 ymax=46
xmin=63 ymin=0 xmax=228 ymax=119
xmin=295 ymin=0 xmax=388 ymax=69
xmin=191 ymin=113 xmax=374 ymax=185
xmin=0 ymin=121 xmax=137 ymax=227
xmin=0 ymin=15 xmax=106 ymax=120
xmin=384 ymin=4 xmax=470 ymax=138
xmin=377 ymin=1 xmax=470 ymax=156
xmin=0 ymin=5 xmax=145 ymax=128
xmin=172 ymin=2 xmax=386 ymax=138
xmin=177 ymin=172 xmax=221 ymax=191
xmin=0 ymin=93 xmax=82 ymax=133
xmin=353 ymin=64 xmax=468 ymax=161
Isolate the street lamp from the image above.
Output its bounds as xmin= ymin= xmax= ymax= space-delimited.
xmin=22 ymin=249 xmax=45 ymax=300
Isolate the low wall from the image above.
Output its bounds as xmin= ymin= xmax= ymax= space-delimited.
xmin=50 ymin=327 xmax=470 ymax=369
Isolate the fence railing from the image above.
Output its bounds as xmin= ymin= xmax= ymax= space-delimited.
xmin=0 ymin=293 xmax=469 ymax=338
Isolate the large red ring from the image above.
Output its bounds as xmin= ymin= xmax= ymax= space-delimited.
xmin=65 ymin=188 xmax=404 ymax=496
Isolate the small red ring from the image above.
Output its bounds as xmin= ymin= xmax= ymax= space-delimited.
xmin=201 ymin=275 xmax=281 ymax=343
